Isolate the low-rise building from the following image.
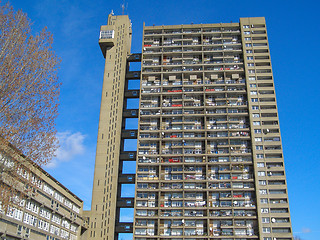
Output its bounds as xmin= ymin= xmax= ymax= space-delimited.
xmin=0 ymin=143 xmax=86 ymax=240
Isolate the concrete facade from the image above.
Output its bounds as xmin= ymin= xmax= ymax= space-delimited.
xmin=87 ymin=13 xmax=137 ymax=240
xmin=0 ymin=144 xmax=85 ymax=240
xmin=89 ymin=15 xmax=293 ymax=240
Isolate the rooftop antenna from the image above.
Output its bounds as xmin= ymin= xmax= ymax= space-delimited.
xmin=121 ymin=1 xmax=128 ymax=15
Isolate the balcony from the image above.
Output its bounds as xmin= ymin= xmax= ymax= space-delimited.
xmin=127 ymin=53 xmax=141 ymax=62
xmin=118 ymin=174 xmax=135 ymax=183
xmin=120 ymin=151 xmax=136 ymax=160
xmin=123 ymin=109 xmax=138 ymax=118
xmin=117 ymin=198 xmax=134 ymax=208
xmin=121 ymin=130 xmax=138 ymax=139
xmin=115 ymin=223 xmax=133 ymax=233
xmin=126 ymin=71 xmax=141 ymax=79
xmin=125 ymin=90 xmax=139 ymax=98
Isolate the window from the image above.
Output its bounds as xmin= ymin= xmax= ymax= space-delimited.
xmin=261 ymin=208 xmax=269 ymax=213
xmin=262 ymin=217 xmax=270 ymax=223
xmin=260 ymin=189 xmax=267 ymax=195
xmin=248 ymin=63 xmax=254 ymax=67
xmin=257 ymin=154 xmax=264 ymax=159
xmin=70 ymin=234 xmax=77 ymax=240
xmin=255 ymin=137 xmax=262 ymax=142
xmin=247 ymin=56 xmax=253 ymax=60
xmin=254 ymin=129 xmax=262 ymax=133
xmin=54 ymin=192 xmax=64 ymax=203
xmin=25 ymin=228 xmax=30 ymax=238
xmin=253 ymin=121 xmax=260 ymax=125
xmin=256 ymin=145 xmax=263 ymax=150
xmin=269 ymin=189 xmax=286 ymax=194
xmin=245 ymin=37 xmax=251 ymax=41
xmin=17 ymin=225 xmax=22 ymax=235
xmin=246 ymin=50 xmax=253 ymax=53
xmin=248 ymin=69 xmax=255 ymax=73
xmin=246 ymin=43 xmax=252 ymax=47
xmin=61 ymin=229 xmax=69 ymax=239
xmin=52 ymin=214 xmax=61 ymax=225
xmin=100 ymin=30 xmax=114 ymax=39
xmin=244 ymin=31 xmax=251 ymax=35
xmin=73 ymin=205 xmax=80 ymax=214
xmin=43 ymin=184 xmax=54 ymax=196
xmin=62 ymin=220 xmax=70 ymax=229
xmin=263 ymin=227 xmax=271 ymax=233
xmin=257 ymin=162 xmax=265 ymax=167
xmin=38 ymin=219 xmax=49 ymax=231
xmin=250 ymin=84 xmax=256 ymax=88
xmin=26 ymin=201 xmax=39 ymax=214
xmin=50 ymin=225 xmax=60 ymax=235
xmin=271 ymin=208 xmax=288 ymax=213
xmin=258 ymin=171 xmax=266 ymax=177
xmin=272 ymin=228 xmax=291 ymax=233
xmin=40 ymin=208 xmax=51 ymax=220
xmin=259 ymin=180 xmax=267 ymax=185
xmin=70 ymin=225 xmax=78 ymax=233
xmin=251 ymin=98 xmax=258 ymax=102
xmin=23 ymin=212 xmax=37 ymax=227
xmin=252 ymin=113 xmax=260 ymax=118
xmin=250 ymin=91 xmax=257 ymax=95
xmin=264 ymin=238 xmax=272 ymax=240
xmin=243 ymin=25 xmax=250 ymax=28
xmin=64 ymin=199 xmax=72 ymax=209
xmin=261 ymin=198 xmax=268 ymax=204
xmin=7 ymin=207 xmax=23 ymax=221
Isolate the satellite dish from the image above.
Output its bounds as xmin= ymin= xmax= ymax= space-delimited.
xmin=271 ymin=218 xmax=276 ymax=223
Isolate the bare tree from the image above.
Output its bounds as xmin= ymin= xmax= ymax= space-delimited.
xmin=0 ymin=2 xmax=60 ymax=212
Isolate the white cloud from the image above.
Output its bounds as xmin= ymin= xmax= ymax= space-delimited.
xmin=294 ymin=228 xmax=313 ymax=234
xmin=302 ymin=228 xmax=311 ymax=233
xmin=47 ymin=131 xmax=86 ymax=168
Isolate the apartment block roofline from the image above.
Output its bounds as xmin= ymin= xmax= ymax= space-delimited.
xmin=143 ymin=17 xmax=266 ymax=29
xmin=1 ymin=139 xmax=83 ymax=203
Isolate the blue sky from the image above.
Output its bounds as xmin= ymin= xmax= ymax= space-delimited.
xmin=10 ymin=0 xmax=320 ymax=239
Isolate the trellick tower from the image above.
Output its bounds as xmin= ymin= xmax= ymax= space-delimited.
xmin=88 ymin=14 xmax=293 ymax=240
